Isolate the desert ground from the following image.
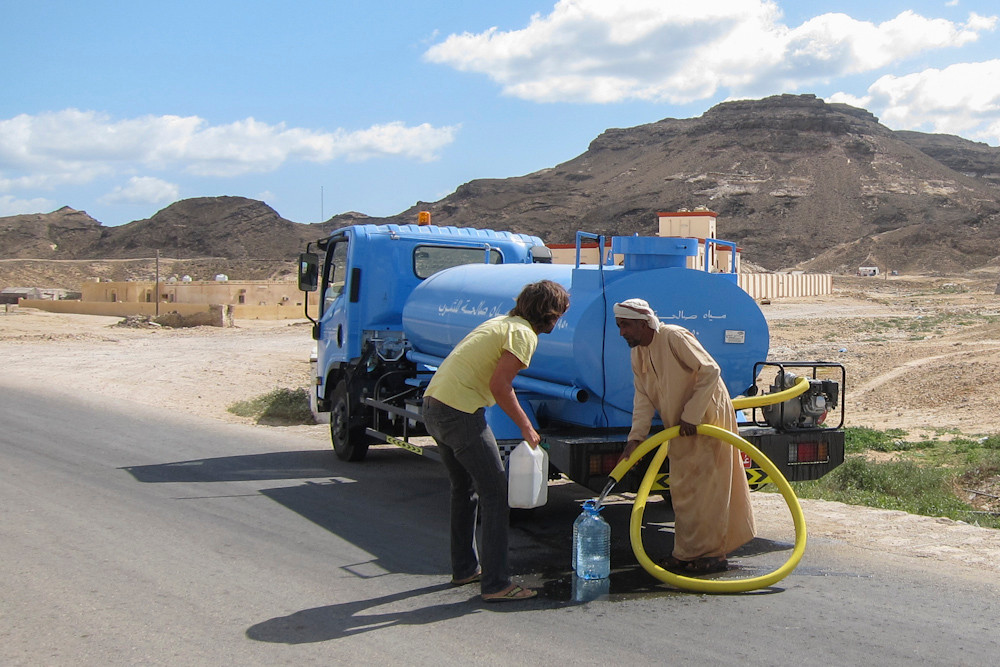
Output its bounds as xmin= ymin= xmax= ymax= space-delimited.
xmin=3 ymin=272 xmax=1000 ymax=574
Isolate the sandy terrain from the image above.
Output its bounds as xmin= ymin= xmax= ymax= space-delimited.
xmin=0 ymin=311 xmax=315 ymax=423
xmin=3 ymin=273 xmax=1000 ymax=574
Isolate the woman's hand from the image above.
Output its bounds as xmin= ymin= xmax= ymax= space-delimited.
xmin=521 ymin=426 xmax=541 ymax=448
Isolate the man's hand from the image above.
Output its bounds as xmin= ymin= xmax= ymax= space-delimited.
xmin=618 ymin=439 xmax=642 ymax=464
xmin=678 ymin=419 xmax=698 ymax=437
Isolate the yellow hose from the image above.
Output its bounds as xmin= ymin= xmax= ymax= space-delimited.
xmin=731 ymin=374 xmax=809 ymax=410
xmin=607 ymin=424 xmax=807 ymax=593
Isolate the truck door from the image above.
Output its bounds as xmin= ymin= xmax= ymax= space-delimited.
xmin=316 ymin=235 xmax=352 ymax=399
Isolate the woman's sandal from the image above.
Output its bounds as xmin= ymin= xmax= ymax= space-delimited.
xmin=684 ymin=557 xmax=728 ymax=574
xmin=450 ymin=571 xmax=481 ymax=586
xmin=482 ymin=584 xmax=537 ymax=602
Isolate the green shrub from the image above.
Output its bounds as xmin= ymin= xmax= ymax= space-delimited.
xmin=793 ymin=457 xmax=999 ymax=529
xmin=960 ymin=452 xmax=1000 ymax=480
xmin=844 ymin=426 xmax=908 ymax=453
xmin=981 ymin=435 xmax=1000 ymax=450
xmin=228 ymin=388 xmax=314 ymax=425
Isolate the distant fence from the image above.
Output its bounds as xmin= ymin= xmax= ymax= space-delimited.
xmin=738 ymin=273 xmax=831 ymax=300
xmin=18 ymin=299 xmax=307 ymax=321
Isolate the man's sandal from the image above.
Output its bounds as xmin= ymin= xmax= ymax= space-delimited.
xmin=482 ymin=584 xmax=537 ymax=602
xmin=661 ymin=556 xmax=691 ymax=572
xmin=684 ymin=557 xmax=728 ymax=574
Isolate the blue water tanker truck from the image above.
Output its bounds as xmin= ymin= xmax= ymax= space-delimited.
xmin=298 ymin=223 xmax=845 ymax=493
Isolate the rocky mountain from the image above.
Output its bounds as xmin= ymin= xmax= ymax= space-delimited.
xmin=388 ymin=94 xmax=1000 ymax=273
xmin=0 ymin=207 xmax=105 ymax=260
xmin=3 ymin=94 xmax=1000 ymax=276
xmin=894 ymin=130 xmax=1000 ymax=189
xmin=0 ymin=197 xmax=317 ymax=261
xmin=91 ymin=196 xmax=310 ymax=260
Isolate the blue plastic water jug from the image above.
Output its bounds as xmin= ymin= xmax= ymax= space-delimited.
xmin=573 ymin=499 xmax=610 ymax=580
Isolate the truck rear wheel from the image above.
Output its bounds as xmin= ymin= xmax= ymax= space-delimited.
xmin=330 ymin=380 xmax=369 ymax=462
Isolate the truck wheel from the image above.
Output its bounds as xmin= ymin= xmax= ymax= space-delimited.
xmin=330 ymin=380 xmax=369 ymax=462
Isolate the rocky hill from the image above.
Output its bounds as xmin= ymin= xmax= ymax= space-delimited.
xmin=390 ymin=94 xmax=1000 ymax=274
xmin=3 ymin=94 xmax=1000 ymax=284
xmin=894 ymin=130 xmax=1000 ymax=189
xmin=0 ymin=207 xmax=105 ymax=260
xmin=0 ymin=197 xmax=315 ymax=261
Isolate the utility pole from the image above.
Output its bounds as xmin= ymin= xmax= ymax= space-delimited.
xmin=321 ymin=186 xmax=324 ymax=222
xmin=155 ymin=249 xmax=160 ymax=317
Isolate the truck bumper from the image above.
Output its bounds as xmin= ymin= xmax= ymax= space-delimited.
xmin=542 ymin=426 xmax=845 ymax=494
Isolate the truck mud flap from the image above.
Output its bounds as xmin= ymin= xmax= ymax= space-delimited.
xmin=365 ymin=429 xmax=442 ymax=463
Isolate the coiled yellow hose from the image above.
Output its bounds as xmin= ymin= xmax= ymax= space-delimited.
xmin=606 ymin=376 xmax=811 ymax=593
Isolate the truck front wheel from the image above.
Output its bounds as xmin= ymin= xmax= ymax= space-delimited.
xmin=330 ymin=380 xmax=370 ymax=462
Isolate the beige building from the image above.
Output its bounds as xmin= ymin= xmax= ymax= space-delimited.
xmin=17 ymin=277 xmax=319 ymax=320
xmin=656 ymin=209 xmax=741 ymax=274
xmin=79 ymin=277 xmax=311 ymax=308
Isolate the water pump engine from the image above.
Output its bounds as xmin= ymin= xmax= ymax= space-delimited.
xmin=761 ymin=371 xmax=840 ymax=430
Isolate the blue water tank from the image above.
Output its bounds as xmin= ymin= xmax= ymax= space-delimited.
xmin=401 ymin=236 xmax=769 ymax=428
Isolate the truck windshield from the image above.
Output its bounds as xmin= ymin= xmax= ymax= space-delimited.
xmin=413 ymin=245 xmax=502 ymax=279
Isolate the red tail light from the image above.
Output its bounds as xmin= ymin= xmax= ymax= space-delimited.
xmin=788 ymin=441 xmax=829 ymax=464
xmin=589 ymin=453 xmax=620 ymax=476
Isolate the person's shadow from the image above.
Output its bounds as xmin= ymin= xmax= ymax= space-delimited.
xmin=246 ymin=582 xmax=537 ymax=644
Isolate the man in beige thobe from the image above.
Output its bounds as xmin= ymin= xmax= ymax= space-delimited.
xmin=615 ymin=298 xmax=755 ymax=573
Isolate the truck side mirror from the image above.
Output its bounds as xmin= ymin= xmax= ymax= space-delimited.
xmin=530 ymin=245 xmax=553 ymax=264
xmin=298 ymin=252 xmax=319 ymax=292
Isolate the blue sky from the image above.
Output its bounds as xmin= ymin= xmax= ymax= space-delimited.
xmin=1 ymin=0 xmax=998 ymax=227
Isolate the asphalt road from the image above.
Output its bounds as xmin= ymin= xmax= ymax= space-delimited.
xmin=2 ymin=383 xmax=998 ymax=666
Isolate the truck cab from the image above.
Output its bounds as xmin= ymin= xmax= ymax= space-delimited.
xmin=299 ymin=223 xmax=549 ymax=461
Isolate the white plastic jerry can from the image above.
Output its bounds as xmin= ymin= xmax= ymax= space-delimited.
xmin=507 ymin=440 xmax=549 ymax=508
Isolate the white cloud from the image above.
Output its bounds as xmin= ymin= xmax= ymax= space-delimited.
xmin=99 ymin=176 xmax=180 ymax=205
xmin=965 ymin=11 xmax=997 ymax=31
xmin=830 ymin=59 xmax=1000 ymax=144
xmin=0 ymin=194 xmax=58 ymax=217
xmin=784 ymin=10 xmax=988 ymax=73
xmin=326 ymin=122 xmax=462 ymax=163
xmin=424 ymin=0 xmax=997 ymax=104
xmin=0 ymin=110 xmax=460 ymax=188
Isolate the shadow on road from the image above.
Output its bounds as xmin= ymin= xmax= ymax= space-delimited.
xmin=246 ymin=582 xmax=523 ymax=644
xmin=122 ymin=445 xmax=797 ymax=632
xmin=122 ymin=450 xmax=344 ymax=483
xmin=123 ymin=447 xmax=453 ymax=576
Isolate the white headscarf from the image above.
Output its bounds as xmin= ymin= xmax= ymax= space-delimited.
xmin=613 ymin=298 xmax=660 ymax=330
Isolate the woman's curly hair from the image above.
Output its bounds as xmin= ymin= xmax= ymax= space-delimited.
xmin=509 ymin=279 xmax=570 ymax=331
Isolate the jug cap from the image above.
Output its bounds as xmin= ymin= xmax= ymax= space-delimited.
xmin=582 ymin=499 xmax=604 ymax=513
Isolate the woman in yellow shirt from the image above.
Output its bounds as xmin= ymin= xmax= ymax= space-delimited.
xmin=423 ymin=279 xmax=569 ymax=602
